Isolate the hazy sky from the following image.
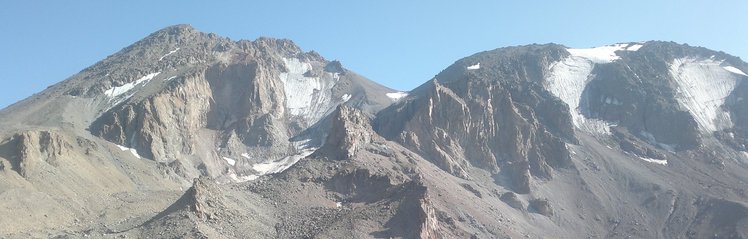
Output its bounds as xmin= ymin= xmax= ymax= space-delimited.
xmin=1 ymin=1 xmax=746 ymax=109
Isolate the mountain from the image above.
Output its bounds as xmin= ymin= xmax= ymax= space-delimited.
xmin=0 ymin=24 xmax=399 ymax=237
xmin=375 ymin=42 xmax=748 ymax=238
xmin=1 ymin=25 xmax=748 ymax=238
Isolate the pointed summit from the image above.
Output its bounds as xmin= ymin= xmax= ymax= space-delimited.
xmin=151 ymin=24 xmax=197 ymax=37
xmin=134 ymin=24 xmax=203 ymax=47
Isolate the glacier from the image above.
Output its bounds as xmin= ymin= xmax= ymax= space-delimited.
xmin=669 ymin=58 xmax=741 ymax=132
xmin=544 ymin=43 xmax=645 ymax=135
xmin=545 ymin=54 xmax=611 ymax=134
xmin=279 ymin=58 xmax=338 ymax=124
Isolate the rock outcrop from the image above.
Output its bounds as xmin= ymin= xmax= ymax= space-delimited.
xmin=0 ymin=130 xmax=72 ymax=177
xmin=314 ymin=105 xmax=374 ymax=161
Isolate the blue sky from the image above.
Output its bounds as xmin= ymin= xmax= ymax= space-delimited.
xmin=1 ymin=1 xmax=746 ymax=109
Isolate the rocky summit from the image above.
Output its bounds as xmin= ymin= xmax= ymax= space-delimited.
xmin=1 ymin=25 xmax=748 ymax=238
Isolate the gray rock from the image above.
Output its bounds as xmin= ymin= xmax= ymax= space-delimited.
xmin=499 ymin=192 xmax=524 ymax=210
xmin=529 ymin=198 xmax=553 ymax=216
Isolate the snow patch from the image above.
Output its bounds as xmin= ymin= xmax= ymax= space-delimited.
xmin=292 ymin=138 xmax=314 ymax=150
xmin=723 ymin=66 xmax=748 ymax=77
xmin=467 ymin=63 xmax=480 ymax=70
xmin=639 ymin=157 xmax=668 ymax=165
xmin=567 ymin=43 xmax=639 ymax=64
xmin=228 ymin=139 xmax=317 ymax=183
xmin=602 ymin=95 xmax=623 ymax=105
xmin=252 ymin=148 xmax=316 ymax=175
xmin=386 ymin=92 xmax=408 ymax=101
xmin=625 ymin=44 xmax=644 ymax=51
xmin=545 ymin=55 xmax=612 ymax=134
xmin=228 ymin=173 xmax=259 ymax=183
xmin=670 ymin=58 xmax=741 ymax=132
xmin=280 ymin=58 xmax=337 ymax=123
xmin=104 ymin=72 xmax=161 ymax=99
xmin=115 ymin=144 xmax=141 ymax=159
xmin=222 ymin=157 xmax=236 ymax=166
xmin=159 ymin=48 xmax=180 ymax=61
xmin=640 ymin=131 xmax=677 ymax=151
xmin=341 ymin=94 xmax=352 ymax=102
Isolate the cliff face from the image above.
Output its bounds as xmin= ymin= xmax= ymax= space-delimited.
xmin=376 ymin=42 xmax=748 ymax=195
xmin=375 ymin=45 xmax=575 ymax=193
xmin=0 ymin=131 xmax=72 ymax=177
